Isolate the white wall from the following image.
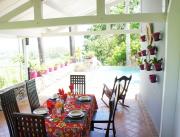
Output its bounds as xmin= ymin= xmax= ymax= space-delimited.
xmin=140 ymin=0 xmax=164 ymax=134
xmin=160 ymin=0 xmax=180 ymax=136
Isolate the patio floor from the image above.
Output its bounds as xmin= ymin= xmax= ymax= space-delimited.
xmin=0 ymin=66 xmax=158 ymax=137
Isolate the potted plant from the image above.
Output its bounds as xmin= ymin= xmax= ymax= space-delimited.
xmin=137 ymin=58 xmax=144 ymax=70
xmin=141 ymin=50 xmax=147 ymax=56
xmin=54 ymin=64 xmax=59 ymax=71
xmin=140 ymin=35 xmax=146 ymax=42
xmin=149 ymin=74 xmax=157 ymax=83
xmin=28 ymin=61 xmax=38 ymax=79
xmin=144 ymin=59 xmax=151 ymax=71
xmin=147 ymin=45 xmax=158 ymax=55
xmin=153 ymin=32 xmax=161 ymax=41
xmin=151 ymin=57 xmax=163 ymax=71
xmin=37 ymin=65 xmax=47 ymax=77
xmin=137 ymin=51 xmax=142 ymax=57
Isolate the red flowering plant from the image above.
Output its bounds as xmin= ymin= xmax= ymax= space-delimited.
xmin=47 ymin=100 xmax=55 ymax=114
xmin=58 ymin=88 xmax=67 ymax=102
xmin=69 ymin=83 xmax=74 ymax=93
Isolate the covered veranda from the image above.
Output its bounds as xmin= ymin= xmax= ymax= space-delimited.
xmin=0 ymin=0 xmax=180 ymax=137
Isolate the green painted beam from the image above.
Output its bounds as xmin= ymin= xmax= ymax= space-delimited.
xmin=97 ymin=0 xmax=105 ymax=16
xmin=0 ymin=13 xmax=166 ymax=30
xmin=33 ymin=0 xmax=42 ymax=21
xmin=0 ymin=1 xmax=33 ymax=22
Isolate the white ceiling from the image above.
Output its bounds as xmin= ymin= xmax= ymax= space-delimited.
xmin=0 ymin=0 xmax=126 ymax=37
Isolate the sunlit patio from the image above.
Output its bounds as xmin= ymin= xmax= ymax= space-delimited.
xmin=0 ymin=65 xmax=159 ymax=137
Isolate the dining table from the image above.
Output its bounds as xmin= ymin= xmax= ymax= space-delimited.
xmin=44 ymin=94 xmax=98 ymax=137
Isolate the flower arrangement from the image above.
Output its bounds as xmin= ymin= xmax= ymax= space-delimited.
xmin=58 ymin=88 xmax=67 ymax=101
xmin=69 ymin=83 xmax=74 ymax=93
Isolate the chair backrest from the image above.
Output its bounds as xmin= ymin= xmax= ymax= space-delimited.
xmin=26 ymin=79 xmax=40 ymax=112
xmin=105 ymin=91 xmax=119 ymax=137
xmin=13 ymin=112 xmax=47 ymax=137
xmin=0 ymin=82 xmax=25 ymax=137
xmin=118 ymin=75 xmax=132 ymax=101
xmin=70 ymin=75 xmax=86 ymax=94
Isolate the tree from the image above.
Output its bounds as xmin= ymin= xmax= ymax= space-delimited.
xmin=84 ymin=0 xmax=140 ymax=66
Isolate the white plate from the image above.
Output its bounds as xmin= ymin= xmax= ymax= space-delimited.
xmin=33 ymin=108 xmax=49 ymax=115
xmin=68 ymin=110 xmax=84 ymax=117
xmin=78 ymin=96 xmax=91 ymax=101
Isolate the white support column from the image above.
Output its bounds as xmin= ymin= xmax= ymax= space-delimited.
xmin=33 ymin=0 xmax=42 ymax=21
xmin=96 ymin=0 xmax=105 ymax=16
xmin=106 ymin=6 xmax=111 ymax=30
xmin=125 ymin=0 xmax=131 ymax=66
xmin=21 ymin=37 xmax=29 ymax=80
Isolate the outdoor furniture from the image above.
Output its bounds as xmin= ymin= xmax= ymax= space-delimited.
xmin=101 ymin=75 xmax=132 ymax=107
xmin=91 ymin=79 xmax=121 ymax=137
xmin=90 ymin=92 xmax=116 ymax=137
xmin=70 ymin=74 xmax=86 ymax=94
xmin=13 ymin=112 xmax=47 ymax=137
xmin=26 ymin=79 xmax=40 ymax=112
xmin=44 ymin=94 xmax=98 ymax=136
xmin=118 ymin=75 xmax=132 ymax=107
xmin=0 ymin=83 xmax=25 ymax=137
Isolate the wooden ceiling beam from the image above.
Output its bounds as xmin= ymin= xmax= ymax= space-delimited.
xmin=0 ymin=1 xmax=33 ymax=22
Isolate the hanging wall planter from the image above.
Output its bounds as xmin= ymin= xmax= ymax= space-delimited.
xmin=149 ymin=74 xmax=157 ymax=83
xmin=145 ymin=63 xmax=151 ymax=71
xmin=147 ymin=45 xmax=158 ymax=55
xmin=153 ymin=32 xmax=161 ymax=41
xmin=139 ymin=64 xmax=144 ymax=70
xmin=151 ymin=57 xmax=163 ymax=71
xmin=141 ymin=50 xmax=147 ymax=56
xmin=137 ymin=51 xmax=142 ymax=57
xmin=154 ymin=63 xmax=162 ymax=71
xmin=140 ymin=35 xmax=146 ymax=42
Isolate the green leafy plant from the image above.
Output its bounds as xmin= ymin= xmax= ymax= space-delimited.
xmin=147 ymin=44 xmax=153 ymax=49
xmin=137 ymin=58 xmax=143 ymax=65
xmin=0 ymin=76 xmax=5 ymax=89
xmin=151 ymin=57 xmax=163 ymax=64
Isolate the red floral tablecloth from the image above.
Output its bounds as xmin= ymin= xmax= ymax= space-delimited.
xmin=45 ymin=94 xmax=98 ymax=137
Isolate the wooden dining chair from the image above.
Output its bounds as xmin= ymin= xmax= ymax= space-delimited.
xmin=0 ymin=82 xmax=25 ymax=137
xmin=70 ymin=74 xmax=86 ymax=94
xmin=101 ymin=75 xmax=132 ymax=107
xmin=13 ymin=112 xmax=47 ymax=137
xmin=91 ymin=79 xmax=121 ymax=137
xmin=26 ymin=79 xmax=40 ymax=112
xmin=90 ymin=93 xmax=117 ymax=137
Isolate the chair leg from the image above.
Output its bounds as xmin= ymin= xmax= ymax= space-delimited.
xmin=112 ymin=122 xmax=116 ymax=137
xmin=101 ymin=98 xmax=109 ymax=107
xmin=91 ymin=122 xmax=94 ymax=131
xmin=122 ymin=99 xmax=129 ymax=107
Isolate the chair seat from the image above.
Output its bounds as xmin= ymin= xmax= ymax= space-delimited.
xmin=90 ymin=131 xmax=105 ymax=137
xmin=93 ymin=110 xmax=110 ymax=123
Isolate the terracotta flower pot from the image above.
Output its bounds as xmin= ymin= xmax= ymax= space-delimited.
xmin=141 ymin=50 xmax=146 ymax=56
xmin=139 ymin=64 xmax=144 ymax=70
xmin=30 ymin=71 xmax=37 ymax=79
xmin=48 ymin=67 xmax=53 ymax=72
xmin=60 ymin=64 xmax=64 ymax=68
xmin=149 ymin=74 xmax=157 ymax=83
xmin=154 ymin=63 xmax=162 ymax=71
xmin=37 ymin=71 xmax=42 ymax=77
xmin=43 ymin=70 xmax=48 ymax=74
xmin=140 ymin=35 xmax=146 ymax=42
xmin=145 ymin=63 xmax=151 ymax=71
xmin=148 ymin=47 xmax=157 ymax=55
xmin=153 ymin=32 xmax=161 ymax=41
xmin=54 ymin=66 xmax=58 ymax=71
